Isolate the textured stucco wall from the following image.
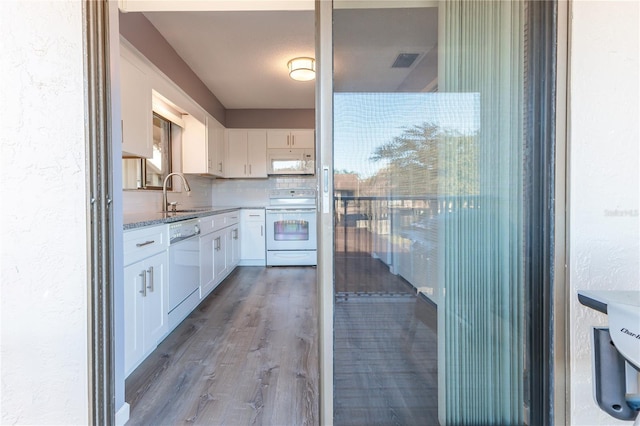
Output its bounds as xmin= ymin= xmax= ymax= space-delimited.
xmin=0 ymin=1 xmax=90 ymax=424
xmin=568 ymin=1 xmax=640 ymax=424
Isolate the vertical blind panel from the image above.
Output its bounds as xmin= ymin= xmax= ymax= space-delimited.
xmin=439 ymin=1 xmax=525 ymax=424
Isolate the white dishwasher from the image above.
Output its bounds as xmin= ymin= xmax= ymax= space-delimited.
xmin=167 ymin=219 xmax=200 ymax=328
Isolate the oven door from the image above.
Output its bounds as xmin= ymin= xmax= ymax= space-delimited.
xmin=266 ymin=209 xmax=317 ymax=251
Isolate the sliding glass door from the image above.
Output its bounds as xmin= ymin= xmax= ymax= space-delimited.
xmin=324 ymin=1 xmax=556 ymax=424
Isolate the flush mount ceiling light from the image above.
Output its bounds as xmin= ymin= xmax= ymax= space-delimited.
xmin=288 ymin=57 xmax=315 ymax=81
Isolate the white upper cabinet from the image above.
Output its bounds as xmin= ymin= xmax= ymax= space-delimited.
xmin=226 ymin=130 xmax=247 ymax=177
xmin=208 ymin=117 xmax=225 ymax=177
xmin=226 ymin=129 xmax=267 ymax=178
xmin=120 ymin=55 xmax=152 ymax=158
xmin=267 ymin=129 xmax=314 ymax=149
xmin=181 ymin=114 xmax=205 ymax=172
xmin=182 ymin=114 xmax=225 ymax=177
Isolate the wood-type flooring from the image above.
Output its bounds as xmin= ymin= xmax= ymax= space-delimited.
xmin=126 ymin=266 xmax=319 ymax=425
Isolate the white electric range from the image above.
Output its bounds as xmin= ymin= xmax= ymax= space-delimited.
xmin=265 ymin=189 xmax=317 ymax=266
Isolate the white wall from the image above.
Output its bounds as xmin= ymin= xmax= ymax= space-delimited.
xmin=0 ymin=1 xmax=90 ymax=424
xmin=568 ymin=1 xmax=640 ymax=424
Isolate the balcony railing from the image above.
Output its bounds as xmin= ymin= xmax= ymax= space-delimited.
xmin=334 ymin=194 xmax=483 ymax=304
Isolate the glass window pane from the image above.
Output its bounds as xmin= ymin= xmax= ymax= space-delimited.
xmin=145 ymin=113 xmax=172 ymax=189
xmin=332 ymin=2 xmax=537 ymax=424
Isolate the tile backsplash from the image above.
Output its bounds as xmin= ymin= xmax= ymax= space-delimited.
xmin=122 ymin=174 xmax=213 ymax=214
xmin=123 ymin=175 xmax=317 ymax=213
xmin=211 ymin=175 xmax=317 ymax=207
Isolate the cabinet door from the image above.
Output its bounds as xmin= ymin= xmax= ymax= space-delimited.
xmin=212 ymin=229 xmax=227 ymax=285
xmin=199 ymin=232 xmax=215 ymax=298
xmin=290 ymin=130 xmax=315 ymax=148
xmin=210 ymin=121 xmax=225 ymax=177
xmin=120 ymin=56 xmax=152 ymax=158
xmin=266 ymin=129 xmax=292 ymax=148
xmin=247 ymin=130 xmax=267 ymax=177
xmin=206 ymin=116 xmax=225 ymax=177
xmin=124 ymin=262 xmax=146 ymax=375
xmin=229 ymin=226 xmax=241 ymax=268
xmin=226 ymin=130 xmax=248 ymax=178
xmin=143 ymin=252 xmax=168 ymax=348
xmin=244 ymin=221 xmax=265 ymax=261
xmin=241 ymin=210 xmax=266 ymax=264
xmin=182 ymin=115 xmax=207 ymax=174
xmin=124 ymin=251 xmax=167 ymax=376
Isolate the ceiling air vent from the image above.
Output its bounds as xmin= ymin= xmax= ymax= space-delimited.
xmin=391 ymin=53 xmax=420 ymax=68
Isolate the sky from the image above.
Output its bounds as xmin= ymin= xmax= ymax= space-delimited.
xmin=333 ymin=92 xmax=480 ymax=178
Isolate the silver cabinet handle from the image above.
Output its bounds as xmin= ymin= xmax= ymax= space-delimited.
xmin=136 ymin=240 xmax=155 ymax=247
xmin=260 ymin=225 xmax=263 ymax=236
xmin=146 ymin=266 xmax=154 ymax=292
xmin=233 ymin=228 xmax=239 ymax=239
xmin=139 ymin=271 xmax=147 ymax=296
xmin=215 ymin=236 xmax=221 ymax=251
xmin=218 ymin=162 xmax=223 ymax=172
xmin=287 ymin=134 xmax=290 ymax=146
xmin=249 ymin=164 xmax=252 ymax=175
xmin=249 ymin=214 xmax=261 ymax=217
xmin=291 ymin=134 xmax=295 ymax=146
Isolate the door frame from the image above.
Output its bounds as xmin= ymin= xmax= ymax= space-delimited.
xmin=553 ymin=1 xmax=569 ymax=424
xmin=84 ymin=0 xmax=116 ymax=424
xmin=314 ymin=1 xmax=568 ymax=424
xmin=315 ymin=1 xmax=334 ymax=424
xmin=83 ymin=0 xmax=568 ymax=423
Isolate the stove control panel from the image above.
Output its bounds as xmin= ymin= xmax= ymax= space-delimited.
xmin=269 ymin=188 xmax=316 ymax=199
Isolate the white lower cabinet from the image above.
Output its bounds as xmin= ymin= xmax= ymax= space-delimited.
xmin=199 ymin=230 xmax=216 ymax=298
xmin=123 ymin=210 xmax=251 ymax=377
xmin=123 ymin=225 xmax=169 ymax=377
xmin=227 ymin=225 xmax=241 ymax=270
xmin=199 ymin=211 xmax=241 ymax=299
xmin=123 ymin=250 xmax=168 ymax=376
xmin=212 ymin=228 xmax=227 ymax=286
xmin=240 ymin=209 xmax=266 ymax=266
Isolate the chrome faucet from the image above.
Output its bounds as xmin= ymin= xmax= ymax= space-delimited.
xmin=162 ymin=172 xmax=192 ymax=212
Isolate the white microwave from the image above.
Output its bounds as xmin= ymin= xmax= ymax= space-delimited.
xmin=267 ymin=149 xmax=315 ymax=175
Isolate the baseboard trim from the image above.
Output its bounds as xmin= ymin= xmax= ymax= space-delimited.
xmin=115 ymin=402 xmax=130 ymax=426
xmin=238 ymin=259 xmax=266 ymax=266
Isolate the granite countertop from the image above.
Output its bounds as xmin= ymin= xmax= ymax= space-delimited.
xmin=123 ymin=206 xmax=264 ymax=230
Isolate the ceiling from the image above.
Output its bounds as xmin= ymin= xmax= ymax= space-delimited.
xmin=142 ymin=5 xmax=438 ymax=110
